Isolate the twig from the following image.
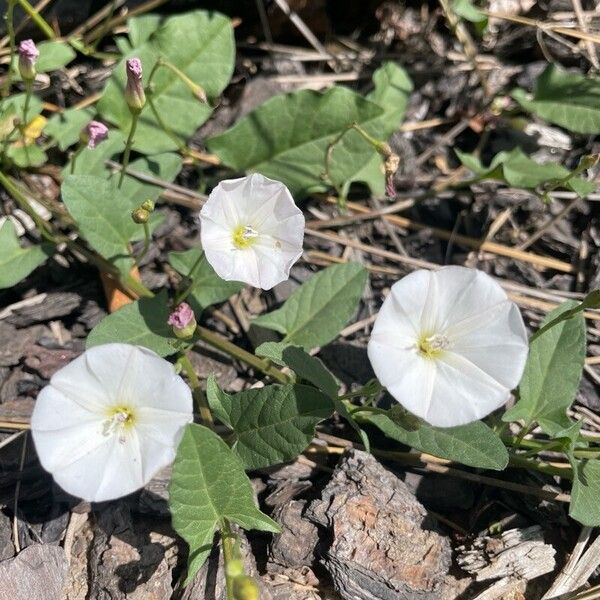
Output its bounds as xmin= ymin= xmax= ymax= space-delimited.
xmin=271 ymin=0 xmax=333 ymax=60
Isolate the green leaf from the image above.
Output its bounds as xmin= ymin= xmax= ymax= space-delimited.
xmin=3 ymin=93 xmax=42 ymax=120
xmin=61 ymin=174 xmax=136 ymax=272
xmin=570 ymin=459 xmax=600 ymax=526
xmin=513 ymin=64 xmax=600 ymax=134
xmin=503 ymin=301 xmax=586 ymax=435
xmin=169 ymin=423 xmax=280 ymax=582
xmin=453 ymin=0 xmax=488 ymax=31
xmin=208 ymin=86 xmax=383 ymax=196
xmin=0 ymin=219 xmax=52 ymax=289
xmin=457 ymin=147 xmax=596 ymax=197
xmin=65 ymin=130 xmax=126 ymax=176
xmin=6 ymin=143 xmax=47 ymax=168
xmin=36 ymin=41 xmax=76 ymax=72
xmin=207 ymin=378 xmax=333 ymax=469
xmin=98 ymin=10 xmax=235 ymax=154
xmin=128 ymin=14 xmax=166 ymax=47
xmin=253 ymin=263 xmax=368 ymax=350
xmin=531 ymin=290 xmax=600 ymax=342
xmin=209 ymin=64 xmax=412 ymax=196
xmin=168 ymin=248 xmax=242 ymax=312
xmin=256 ymin=342 xmax=340 ymax=399
xmin=46 ymin=107 xmax=94 ymax=151
xmin=87 ymin=291 xmax=184 ymax=356
xmin=366 ymin=412 xmax=509 ymax=470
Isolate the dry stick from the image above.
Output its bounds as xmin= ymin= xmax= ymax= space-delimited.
xmin=570 ymin=0 xmax=599 ymax=69
xmin=271 ymin=0 xmax=333 ymax=60
xmin=0 ymin=0 xmax=53 ymax=49
xmin=324 ymin=197 xmax=575 ymax=273
xmin=484 ymin=10 xmax=600 ymax=45
xmin=69 ymin=0 xmax=126 ymax=38
xmin=438 ymin=0 xmax=491 ymax=97
xmin=518 ymin=198 xmax=582 ymax=250
xmin=304 ymin=228 xmax=600 ymax=323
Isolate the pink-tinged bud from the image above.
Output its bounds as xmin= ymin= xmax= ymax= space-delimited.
xmin=18 ymin=39 xmax=39 ymax=81
xmin=125 ymin=58 xmax=146 ymax=113
xmin=81 ymin=120 xmax=109 ymax=149
xmin=168 ymin=303 xmax=197 ymax=339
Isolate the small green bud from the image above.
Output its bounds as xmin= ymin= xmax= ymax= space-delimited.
xmin=232 ymin=576 xmax=260 ymax=600
xmin=131 ymin=207 xmax=150 ymax=224
xmin=141 ymin=199 xmax=155 ymax=212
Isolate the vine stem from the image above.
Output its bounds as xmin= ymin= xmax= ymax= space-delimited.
xmin=22 ymin=79 xmax=32 ymax=127
xmin=196 ymin=326 xmax=290 ymax=384
xmin=135 ymin=221 xmax=151 ymax=265
xmin=15 ymin=0 xmax=55 ymax=39
xmin=174 ymin=252 xmax=204 ymax=305
xmin=220 ymin=519 xmax=237 ymax=600
xmin=178 ymin=352 xmax=213 ymax=427
xmin=2 ymin=0 xmax=16 ymax=97
xmin=70 ymin=144 xmax=85 ymax=174
xmin=118 ymin=112 xmax=139 ymax=188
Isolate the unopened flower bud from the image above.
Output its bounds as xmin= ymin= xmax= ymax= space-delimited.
xmin=580 ymin=154 xmax=600 ymax=170
xmin=131 ymin=207 xmax=150 ymax=224
xmin=125 ymin=58 xmax=146 ymax=113
xmin=192 ymin=84 xmax=207 ymax=104
xmin=141 ymin=199 xmax=155 ymax=212
xmin=168 ymin=303 xmax=197 ymax=339
xmin=18 ymin=39 xmax=39 ymax=81
xmin=80 ymin=120 xmax=109 ymax=149
xmin=232 ymin=576 xmax=260 ymax=600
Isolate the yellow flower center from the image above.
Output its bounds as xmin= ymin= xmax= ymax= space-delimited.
xmin=417 ymin=333 xmax=450 ymax=359
xmin=232 ymin=224 xmax=259 ymax=249
xmin=103 ymin=405 xmax=136 ymax=441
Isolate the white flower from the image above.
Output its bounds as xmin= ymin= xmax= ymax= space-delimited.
xmin=200 ymin=173 xmax=305 ymax=290
xmin=31 ymin=344 xmax=193 ymax=502
xmin=367 ymin=266 xmax=528 ymax=428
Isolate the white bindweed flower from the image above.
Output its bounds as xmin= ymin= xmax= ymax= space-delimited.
xmin=368 ymin=266 xmax=528 ymax=428
xmin=200 ymin=173 xmax=305 ymax=290
xmin=31 ymin=344 xmax=193 ymax=502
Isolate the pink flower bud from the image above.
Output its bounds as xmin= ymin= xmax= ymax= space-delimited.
xmin=125 ymin=57 xmax=146 ymax=113
xmin=81 ymin=120 xmax=109 ymax=149
xmin=168 ymin=303 xmax=197 ymax=339
xmin=18 ymin=39 xmax=39 ymax=81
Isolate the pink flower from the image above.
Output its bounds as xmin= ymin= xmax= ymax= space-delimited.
xmin=18 ymin=39 xmax=39 ymax=81
xmin=168 ymin=303 xmax=197 ymax=339
xmin=125 ymin=57 xmax=145 ymax=112
xmin=83 ymin=121 xmax=109 ymax=149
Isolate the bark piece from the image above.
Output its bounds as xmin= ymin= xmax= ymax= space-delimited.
xmin=0 ymin=544 xmax=68 ymax=600
xmin=457 ymin=525 xmax=556 ymax=600
xmin=307 ymin=449 xmax=452 ymax=600
xmin=87 ymin=504 xmax=176 ymax=600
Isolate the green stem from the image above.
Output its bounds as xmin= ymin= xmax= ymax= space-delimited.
xmin=508 ymin=453 xmax=572 ymax=479
xmin=135 ymin=221 xmax=151 ymax=265
xmin=15 ymin=0 xmax=55 ymax=39
xmin=70 ymin=144 xmax=85 ymax=174
xmin=196 ymin=325 xmax=290 ymax=384
xmin=118 ymin=112 xmax=139 ymax=188
xmin=22 ymin=79 xmax=32 ymax=127
xmin=178 ymin=352 xmax=213 ymax=427
xmin=221 ymin=519 xmax=237 ymax=600
xmin=147 ymin=96 xmax=186 ymax=153
xmin=2 ymin=0 xmax=16 ymax=97
xmin=174 ymin=252 xmax=204 ymax=305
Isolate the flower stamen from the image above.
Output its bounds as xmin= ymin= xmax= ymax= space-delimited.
xmin=417 ymin=333 xmax=450 ymax=359
xmin=232 ymin=224 xmax=259 ymax=249
xmin=103 ymin=406 xmax=136 ymax=438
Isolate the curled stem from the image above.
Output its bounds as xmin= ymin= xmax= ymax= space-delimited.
xmin=70 ymin=144 xmax=85 ymax=174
